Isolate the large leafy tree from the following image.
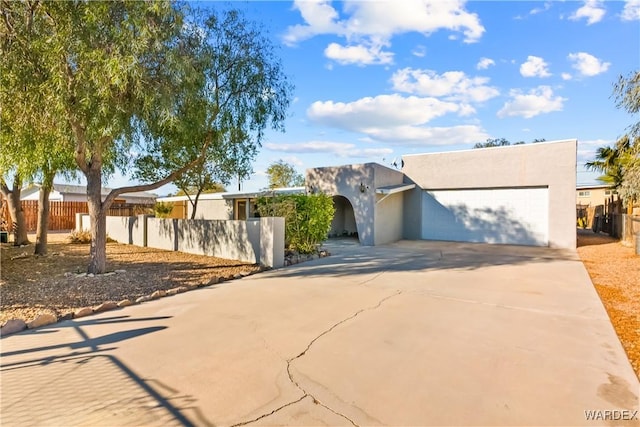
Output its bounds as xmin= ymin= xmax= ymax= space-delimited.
xmin=0 ymin=2 xmax=76 ymax=250
xmin=135 ymin=9 xmax=292 ymax=221
xmin=266 ymin=160 xmax=305 ymax=188
xmin=2 ymin=2 xmax=292 ymax=273
xmin=587 ymin=71 xmax=640 ymax=211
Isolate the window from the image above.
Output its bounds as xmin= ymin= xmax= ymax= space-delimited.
xmin=605 ymin=190 xmax=611 ymax=195
xmin=578 ymin=191 xmax=591 ymax=197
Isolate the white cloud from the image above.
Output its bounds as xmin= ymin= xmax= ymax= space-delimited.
xmin=530 ymin=2 xmax=552 ymax=15
xmin=568 ymin=52 xmax=610 ymax=76
xmin=265 ymin=141 xmax=393 ymax=158
xmin=476 ymin=57 xmax=495 ymax=70
xmin=308 ymin=94 xmax=464 ymax=131
xmin=412 ymin=45 xmax=427 ymax=57
xmin=390 ymin=68 xmax=500 ymax=103
xmin=569 ymin=0 xmax=606 ymax=25
xmin=324 ymin=42 xmax=393 ymax=65
xmin=284 ymin=0 xmax=485 ymax=65
xmin=621 ymin=0 xmax=640 ymax=21
xmin=497 ymin=86 xmax=566 ymax=119
xmin=561 ymin=73 xmax=573 ymax=81
xmin=520 ymin=55 xmax=552 ymax=78
xmin=364 ymin=125 xmax=489 ymax=146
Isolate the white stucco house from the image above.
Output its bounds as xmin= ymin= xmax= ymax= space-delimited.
xmin=159 ymin=139 xmax=578 ymax=250
xmin=21 ymin=183 xmax=157 ymax=205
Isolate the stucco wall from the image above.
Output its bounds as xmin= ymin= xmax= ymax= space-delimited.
xmin=307 ymin=164 xmax=376 ymax=245
xmin=401 ymin=139 xmax=577 ymax=249
xmin=188 ymin=198 xmax=233 ymax=220
xmin=77 ymin=214 xmax=284 ymax=267
xmin=307 ymin=163 xmax=406 ymax=246
xmin=372 ymin=164 xmax=406 ymax=245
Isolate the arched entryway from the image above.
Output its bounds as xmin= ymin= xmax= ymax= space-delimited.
xmin=328 ymin=195 xmax=360 ymax=244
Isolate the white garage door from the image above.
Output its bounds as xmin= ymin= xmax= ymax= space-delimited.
xmin=421 ymin=187 xmax=549 ymax=246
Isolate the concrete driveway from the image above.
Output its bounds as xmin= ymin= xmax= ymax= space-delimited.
xmin=1 ymin=240 xmax=639 ymax=426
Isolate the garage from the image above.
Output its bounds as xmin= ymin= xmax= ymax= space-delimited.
xmin=421 ymin=187 xmax=549 ymax=246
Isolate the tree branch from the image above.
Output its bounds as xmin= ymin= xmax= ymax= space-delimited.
xmin=103 ymin=135 xmax=212 ymax=209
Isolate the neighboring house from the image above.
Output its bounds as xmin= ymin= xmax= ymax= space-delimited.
xmin=21 ymin=183 xmax=157 ymax=205
xmin=576 ymin=184 xmax=617 ymax=207
xmin=157 ymin=187 xmax=305 ymax=220
xmin=163 ymin=139 xmax=578 ymax=250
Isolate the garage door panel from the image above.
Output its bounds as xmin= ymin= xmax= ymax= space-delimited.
xmin=421 ymin=188 xmax=548 ymax=246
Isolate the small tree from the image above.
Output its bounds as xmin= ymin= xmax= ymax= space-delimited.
xmin=266 ymin=160 xmax=305 ymax=188
xmin=257 ymin=193 xmax=334 ymax=254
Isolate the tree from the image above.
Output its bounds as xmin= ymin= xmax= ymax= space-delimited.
xmin=266 ymin=160 xmax=305 ymax=188
xmin=473 ymin=138 xmax=546 ymax=149
xmin=587 ymin=71 xmax=640 ymax=211
xmin=2 ymin=2 xmax=292 ymax=273
xmin=135 ymin=8 xmax=292 ymax=222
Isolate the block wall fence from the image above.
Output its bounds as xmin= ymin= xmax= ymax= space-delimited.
xmin=76 ymin=214 xmax=285 ymax=268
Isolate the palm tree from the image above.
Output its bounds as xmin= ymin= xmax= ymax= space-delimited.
xmin=585 ymin=135 xmax=634 ymax=187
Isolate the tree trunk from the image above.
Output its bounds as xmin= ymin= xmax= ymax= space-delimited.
xmin=86 ymin=169 xmax=107 ymax=274
xmin=190 ymin=190 xmax=202 ymax=220
xmin=34 ymin=173 xmax=54 ymax=255
xmin=1 ymin=177 xmax=30 ymax=246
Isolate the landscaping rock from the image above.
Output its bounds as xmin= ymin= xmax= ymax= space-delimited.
xmin=94 ymin=301 xmax=118 ymax=313
xmin=102 ymin=272 xmax=116 ymax=277
xmin=74 ymin=307 xmax=94 ymax=318
xmin=136 ymin=295 xmax=152 ymax=303
xmin=240 ymin=271 xmax=252 ymax=277
xmin=233 ymin=273 xmax=242 ymax=280
xmin=115 ymin=269 xmax=127 ymax=274
xmin=151 ymin=290 xmax=166 ymax=299
xmin=1 ymin=319 xmax=27 ymax=336
xmin=117 ymin=299 xmax=133 ymax=307
xmin=27 ymin=313 xmax=57 ymax=329
xmin=166 ymin=288 xmax=179 ymax=296
xmin=177 ymin=286 xmax=189 ymax=293
xmin=208 ymin=276 xmax=219 ymax=285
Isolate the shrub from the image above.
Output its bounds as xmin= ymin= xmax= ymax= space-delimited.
xmin=257 ymin=193 xmax=334 ymax=254
xmin=67 ymin=230 xmax=116 ymax=244
xmin=154 ymin=202 xmax=174 ymax=218
xmin=67 ymin=230 xmax=92 ymax=244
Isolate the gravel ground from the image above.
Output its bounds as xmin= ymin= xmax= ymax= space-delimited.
xmin=0 ymin=232 xmax=261 ymax=325
xmin=577 ymin=229 xmax=640 ymax=380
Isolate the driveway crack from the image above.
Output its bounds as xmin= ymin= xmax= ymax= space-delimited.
xmin=286 ymin=290 xmax=403 ymax=427
xmin=231 ymin=290 xmax=401 ymax=426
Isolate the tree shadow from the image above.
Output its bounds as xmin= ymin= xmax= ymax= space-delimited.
xmin=0 ymin=315 xmax=212 ymax=426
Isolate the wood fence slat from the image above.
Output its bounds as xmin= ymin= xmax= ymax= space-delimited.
xmin=0 ymin=200 xmax=153 ymax=232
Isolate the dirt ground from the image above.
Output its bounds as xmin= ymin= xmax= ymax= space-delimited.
xmin=577 ymin=229 xmax=640 ymax=379
xmin=0 ymin=232 xmax=261 ymax=325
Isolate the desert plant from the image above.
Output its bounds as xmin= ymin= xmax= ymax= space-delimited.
xmin=257 ymin=193 xmax=334 ymax=254
xmin=67 ymin=230 xmax=92 ymax=244
xmin=154 ymin=202 xmax=174 ymax=218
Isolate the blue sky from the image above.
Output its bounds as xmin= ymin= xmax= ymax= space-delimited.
xmin=116 ymin=0 xmax=640 ymax=194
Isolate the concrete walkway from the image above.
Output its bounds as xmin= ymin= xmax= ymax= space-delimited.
xmin=1 ymin=240 xmax=639 ymax=426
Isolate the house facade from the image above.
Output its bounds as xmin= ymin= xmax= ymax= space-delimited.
xmin=308 ymin=139 xmax=577 ymax=250
xmin=576 ymin=184 xmax=616 ymax=208
xmin=160 ymin=139 xmax=578 ymax=250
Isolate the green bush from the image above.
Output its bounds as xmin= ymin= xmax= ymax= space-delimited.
xmin=257 ymin=193 xmax=334 ymax=254
xmin=154 ymin=202 xmax=174 ymax=218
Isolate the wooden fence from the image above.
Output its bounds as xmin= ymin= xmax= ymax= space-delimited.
xmin=1 ymin=200 xmax=154 ymax=232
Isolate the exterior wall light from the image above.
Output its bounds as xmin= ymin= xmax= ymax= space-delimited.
xmin=359 ymin=183 xmax=367 ymax=193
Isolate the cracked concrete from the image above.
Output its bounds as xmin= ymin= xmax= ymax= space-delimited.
xmin=2 ymin=240 xmax=639 ymax=426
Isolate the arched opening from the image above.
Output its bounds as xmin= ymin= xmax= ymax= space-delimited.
xmin=328 ymin=195 xmax=359 ymax=244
